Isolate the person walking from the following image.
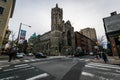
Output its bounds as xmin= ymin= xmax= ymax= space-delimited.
xmin=100 ymin=50 xmax=109 ymax=63
xmin=8 ymin=42 xmax=17 ymax=62
xmin=8 ymin=47 xmax=13 ymax=62
xmin=117 ymin=45 xmax=120 ymax=59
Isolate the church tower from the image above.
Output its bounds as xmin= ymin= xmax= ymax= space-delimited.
xmin=50 ymin=4 xmax=63 ymax=55
xmin=51 ymin=4 xmax=63 ymax=31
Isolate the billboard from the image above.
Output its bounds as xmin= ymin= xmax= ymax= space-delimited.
xmin=103 ymin=14 xmax=120 ymax=33
xmin=20 ymin=29 xmax=26 ymax=40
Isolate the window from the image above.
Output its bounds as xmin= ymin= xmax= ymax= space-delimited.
xmin=1 ymin=0 xmax=7 ymax=2
xmin=0 ymin=7 xmax=4 ymax=14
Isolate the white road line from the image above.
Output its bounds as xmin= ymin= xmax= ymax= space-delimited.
xmin=88 ymin=63 xmax=120 ymax=69
xmin=85 ymin=65 xmax=111 ymax=71
xmin=26 ymin=73 xmax=49 ymax=80
xmin=14 ymin=64 xmax=28 ymax=67
xmin=19 ymin=67 xmax=35 ymax=71
xmin=89 ymin=62 xmax=119 ymax=67
xmin=4 ymin=65 xmax=30 ymax=72
xmin=85 ymin=59 xmax=90 ymax=62
xmin=116 ymin=70 xmax=120 ymax=73
xmin=24 ymin=60 xmax=30 ymax=62
xmin=0 ymin=76 xmax=19 ymax=80
xmin=81 ymin=72 xmax=94 ymax=77
xmin=0 ymin=65 xmax=10 ymax=68
xmin=30 ymin=59 xmax=36 ymax=61
xmin=79 ymin=59 xmax=85 ymax=61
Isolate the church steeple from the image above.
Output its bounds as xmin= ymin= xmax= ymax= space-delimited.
xmin=56 ymin=3 xmax=58 ymax=8
xmin=51 ymin=4 xmax=63 ymax=31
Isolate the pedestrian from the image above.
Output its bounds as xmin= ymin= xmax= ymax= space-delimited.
xmin=8 ymin=47 xmax=13 ymax=62
xmin=8 ymin=42 xmax=17 ymax=62
xmin=100 ymin=50 xmax=109 ymax=63
xmin=117 ymin=45 xmax=120 ymax=59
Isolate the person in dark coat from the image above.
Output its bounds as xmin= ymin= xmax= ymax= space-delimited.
xmin=117 ymin=45 xmax=120 ymax=59
xmin=8 ymin=46 xmax=17 ymax=62
xmin=100 ymin=50 xmax=109 ymax=63
xmin=8 ymin=48 xmax=13 ymax=62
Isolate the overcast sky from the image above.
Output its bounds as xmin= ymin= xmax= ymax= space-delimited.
xmin=9 ymin=0 xmax=120 ymax=40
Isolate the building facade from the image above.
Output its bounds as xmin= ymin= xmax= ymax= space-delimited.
xmin=103 ymin=11 xmax=120 ymax=56
xmin=0 ymin=0 xmax=16 ymax=48
xmin=39 ymin=4 xmax=75 ymax=56
xmin=80 ymin=27 xmax=97 ymax=41
xmin=75 ymin=31 xmax=95 ymax=54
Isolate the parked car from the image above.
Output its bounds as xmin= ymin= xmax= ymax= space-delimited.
xmin=35 ymin=52 xmax=47 ymax=58
xmin=27 ymin=53 xmax=34 ymax=56
xmin=16 ymin=53 xmax=25 ymax=58
xmin=89 ymin=52 xmax=94 ymax=56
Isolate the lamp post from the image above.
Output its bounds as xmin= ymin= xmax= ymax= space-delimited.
xmin=17 ymin=22 xmax=31 ymax=44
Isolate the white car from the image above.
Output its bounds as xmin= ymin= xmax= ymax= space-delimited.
xmin=16 ymin=53 xmax=25 ymax=58
xmin=27 ymin=53 xmax=34 ymax=56
xmin=89 ymin=52 xmax=94 ymax=56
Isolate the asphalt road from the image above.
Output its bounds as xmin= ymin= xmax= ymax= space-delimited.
xmin=0 ymin=56 xmax=120 ymax=80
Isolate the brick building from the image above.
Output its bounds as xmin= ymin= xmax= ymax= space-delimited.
xmin=75 ymin=31 xmax=95 ymax=54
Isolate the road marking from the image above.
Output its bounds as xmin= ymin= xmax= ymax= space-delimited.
xmin=79 ymin=59 xmax=90 ymax=62
xmin=19 ymin=67 xmax=35 ymax=71
xmin=4 ymin=65 xmax=30 ymax=72
xmin=0 ymin=76 xmax=19 ymax=80
xmin=88 ymin=63 xmax=120 ymax=69
xmin=81 ymin=72 xmax=94 ymax=77
xmin=0 ymin=65 xmax=10 ymax=68
xmin=14 ymin=64 xmax=28 ymax=67
xmin=24 ymin=60 xmax=30 ymax=62
xmin=89 ymin=62 xmax=119 ymax=67
xmin=26 ymin=73 xmax=49 ymax=80
xmin=30 ymin=59 xmax=36 ymax=61
xmin=85 ymin=65 xmax=111 ymax=71
xmin=79 ymin=59 xmax=85 ymax=61
xmin=85 ymin=59 xmax=90 ymax=62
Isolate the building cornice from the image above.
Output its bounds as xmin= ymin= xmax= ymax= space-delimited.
xmin=10 ymin=0 xmax=16 ymax=18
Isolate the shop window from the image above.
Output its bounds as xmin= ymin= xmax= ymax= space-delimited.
xmin=0 ymin=7 xmax=4 ymax=14
xmin=1 ymin=0 xmax=7 ymax=2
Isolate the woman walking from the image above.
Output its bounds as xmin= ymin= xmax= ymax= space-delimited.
xmin=100 ymin=50 xmax=109 ymax=63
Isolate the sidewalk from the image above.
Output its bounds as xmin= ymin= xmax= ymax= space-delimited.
xmin=91 ymin=56 xmax=120 ymax=65
xmin=0 ymin=55 xmax=8 ymax=60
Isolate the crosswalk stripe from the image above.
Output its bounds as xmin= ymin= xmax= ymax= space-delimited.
xmin=81 ymin=72 xmax=94 ymax=77
xmin=4 ymin=65 xmax=30 ymax=72
xmin=87 ymin=63 xmax=120 ymax=69
xmin=24 ymin=60 xmax=30 ymax=62
xmin=14 ymin=64 xmax=28 ymax=67
xmin=85 ymin=65 xmax=111 ymax=71
xmin=26 ymin=73 xmax=49 ymax=80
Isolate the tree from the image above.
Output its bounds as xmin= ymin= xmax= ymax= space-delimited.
xmin=97 ymin=35 xmax=107 ymax=49
xmin=28 ymin=33 xmax=41 ymax=53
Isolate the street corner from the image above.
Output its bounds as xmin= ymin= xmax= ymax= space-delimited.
xmin=108 ymin=58 xmax=120 ymax=65
xmin=90 ymin=58 xmax=105 ymax=63
xmin=0 ymin=59 xmax=21 ymax=69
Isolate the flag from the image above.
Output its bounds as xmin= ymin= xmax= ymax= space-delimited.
xmin=20 ymin=29 xmax=26 ymax=40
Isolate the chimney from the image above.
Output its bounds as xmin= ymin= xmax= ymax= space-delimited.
xmin=110 ymin=11 xmax=117 ymax=16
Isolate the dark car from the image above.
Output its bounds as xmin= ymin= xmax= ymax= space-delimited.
xmin=35 ymin=52 xmax=47 ymax=58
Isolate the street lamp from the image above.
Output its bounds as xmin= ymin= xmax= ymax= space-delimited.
xmin=17 ymin=22 xmax=31 ymax=44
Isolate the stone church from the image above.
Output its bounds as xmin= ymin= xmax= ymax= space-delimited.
xmin=40 ymin=4 xmax=75 ymax=55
